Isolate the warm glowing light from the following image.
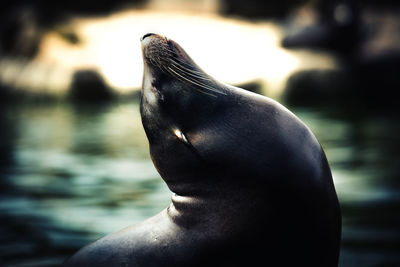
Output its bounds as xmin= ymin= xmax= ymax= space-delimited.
xmin=33 ymin=10 xmax=337 ymax=96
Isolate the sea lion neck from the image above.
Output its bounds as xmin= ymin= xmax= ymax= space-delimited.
xmin=166 ymin=180 xmax=262 ymax=232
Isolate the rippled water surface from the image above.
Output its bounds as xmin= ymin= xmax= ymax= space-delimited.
xmin=0 ymin=100 xmax=399 ymax=266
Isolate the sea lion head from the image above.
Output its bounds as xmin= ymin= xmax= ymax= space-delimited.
xmin=140 ymin=33 xmax=226 ymax=118
xmin=140 ymin=33 xmax=234 ymax=194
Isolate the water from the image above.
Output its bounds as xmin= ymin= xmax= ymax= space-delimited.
xmin=0 ymin=100 xmax=170 ymax=266
xmin=0 ymin=100 xmax=399 ymax=266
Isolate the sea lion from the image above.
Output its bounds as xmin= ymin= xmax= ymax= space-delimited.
xmin=63 ymin=33 xmax=341 ymax=267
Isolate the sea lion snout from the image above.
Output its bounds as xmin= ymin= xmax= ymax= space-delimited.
xmin=140 ymin=33 xmax=155 ymax=41
xmin=140 ymin=33 xmax=167 ymax=45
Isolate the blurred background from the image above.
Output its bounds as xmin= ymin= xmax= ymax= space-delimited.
xmin=0 ymin=0 xmax=400 ymax=266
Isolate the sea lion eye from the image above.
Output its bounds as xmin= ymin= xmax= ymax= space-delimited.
xmin=173 ymin=129 xmax=189 ymax=144
xmin=172 ymin=128 xmax=202 ymax=159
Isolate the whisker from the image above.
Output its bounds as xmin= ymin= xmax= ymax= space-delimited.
xmin=170 ymin=57 xmax=197 ymax=70
xmin=167 ymin=67 xmax=216 ymax=90
xmin=169 ymin=59 xmax=206 ymax=75
xmin=169 ymin=62 xmax=211 ymax=82
xmin=165 ymin=49 xmax=201 ymax=69
xmin=167 ymin=67 xmax=223 ymax=97
xmin=147 ymin=44 xmax=226 ymax=97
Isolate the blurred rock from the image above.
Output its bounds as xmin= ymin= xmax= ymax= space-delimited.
xmin=360 ymin=10 xmax=400 ymax=63
xmin=362 ymin=0 xmax=400 ymax=8
xmin=0 ymin=6 xmax=42 ymax=58
xmin=283 ymin=69 xmax=354 ymax=107
xmin=68 ymin=70 xmax=115 ymax=102
xmin=0 ymin=0 xmax=148 ymax=58
xmin=56 ymin=28 xmax=81 ymax=45
xmin=1 ymin=0 xmax=148 ymax=23
xmin=282 ymin=21 xmax=360 ymax=56
xmin=283 ymin=53 xmax=400 ymax=111
xmin=42 ymin=0 xmax=147 ymax=16
xmin=219 ymin=0 xmax=306 ymax=19
xmin=281 ymin=0 xmax=361 ymax=56
xmin=283 ymin=4 xmax=400 ymax=111
xmin=355 ymin=51 xmax=400 ymax=107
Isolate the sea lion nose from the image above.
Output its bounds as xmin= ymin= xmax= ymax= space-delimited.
xmin=141 ymin=33 xmax=155 ymax=41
